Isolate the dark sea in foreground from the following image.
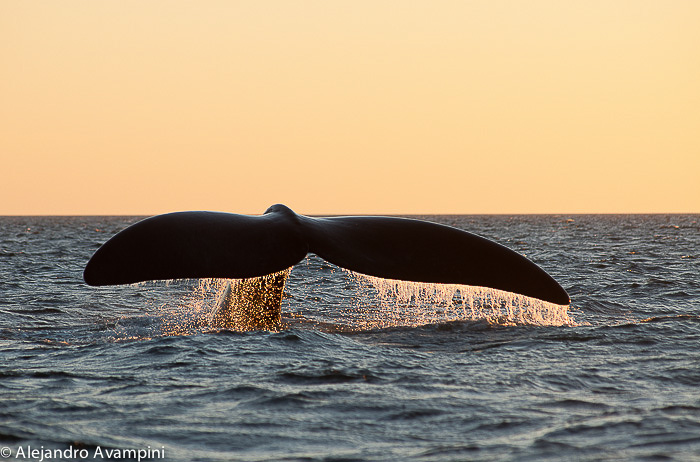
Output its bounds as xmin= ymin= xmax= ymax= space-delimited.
xmin=1 ymin=214 xmax=698 ymax=462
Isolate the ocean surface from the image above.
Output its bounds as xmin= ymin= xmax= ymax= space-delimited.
xmin=1 ymin=214 xmax=698 ymax=461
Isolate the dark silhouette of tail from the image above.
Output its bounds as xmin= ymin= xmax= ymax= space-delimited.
xmin=84 ymin=204 xmax=570 ymax=305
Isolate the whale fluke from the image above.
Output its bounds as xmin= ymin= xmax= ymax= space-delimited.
xmin=84 ymin=204 xmax=570 ymax=306
xmin=83 ymin=208 xmax=307 ymax=286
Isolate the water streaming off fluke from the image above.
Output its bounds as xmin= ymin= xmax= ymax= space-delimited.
xmin=346 ymin=272 xmax=575 ymax=329
xmin=144 ymin=267 xmax=575 ymax=336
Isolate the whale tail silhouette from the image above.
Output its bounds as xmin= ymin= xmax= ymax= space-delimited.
xmin=84 ymin=204 xmax=570 ymax=329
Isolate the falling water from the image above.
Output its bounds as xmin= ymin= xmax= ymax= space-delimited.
xmin=345 ymin=271 xmax=576 ymax=329
xmin=128 ymin=264 xmax=575 ymax=336
xmin=159 ymin=278 xmax=228 ymax=335
xmin=116 ymin=278 xmax=229 ymax=339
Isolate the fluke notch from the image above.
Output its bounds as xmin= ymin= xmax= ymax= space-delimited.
xmin=84 ymin=204 xmax=570 ymax=306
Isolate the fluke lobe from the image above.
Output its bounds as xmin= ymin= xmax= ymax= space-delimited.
xmin=84 ymin=204 xmax=570 ymax=306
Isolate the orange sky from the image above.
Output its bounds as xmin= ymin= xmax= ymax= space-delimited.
xmin=2 ymin=1 xmax=698 ymax=215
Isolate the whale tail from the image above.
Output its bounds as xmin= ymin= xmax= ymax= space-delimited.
xmin=84 ymin=204 xmax=570 ymax=329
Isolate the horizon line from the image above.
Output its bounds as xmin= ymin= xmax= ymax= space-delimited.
xmin=2 ymin=210 xmax=698 ymax=218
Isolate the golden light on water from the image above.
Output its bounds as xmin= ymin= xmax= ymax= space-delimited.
xmin=155 ymin=278 xmax=227 ymax=337
xmin=130 ymin=269 xmax=575 ymax=338
xmin=346 ymin=272 xmax=575 ymax=329
xmin=210 ymin=269 xmax=290 ymax=331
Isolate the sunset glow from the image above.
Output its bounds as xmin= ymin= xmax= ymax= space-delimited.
xmin=2 ymin=1 xmax=698 ymax=215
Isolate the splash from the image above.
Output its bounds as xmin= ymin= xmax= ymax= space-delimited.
xmin=210 ymin=269 xmax=290 ymax=331
xmin=151 ymin=269 xmax=291 ymax=335
xmin=155 ymin=278 xmax=229 ymax=336
xmin=345 ymin=271 xmax=575 ymax=329
xmin=121 ymin=267 xmax=574 ymax=338
xmin=109 ymin=278 xmax=229 ymax=340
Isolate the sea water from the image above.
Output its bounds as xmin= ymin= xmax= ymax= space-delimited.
xmin=0 ymin=214 xmax=698 ymax=461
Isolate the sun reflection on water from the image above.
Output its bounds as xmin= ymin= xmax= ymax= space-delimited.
xmin=124 ymin=269 xmax=574 ymax=339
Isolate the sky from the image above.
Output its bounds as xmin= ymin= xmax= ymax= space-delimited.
xmin=2 ymin=1 xmax=698 ymax=215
